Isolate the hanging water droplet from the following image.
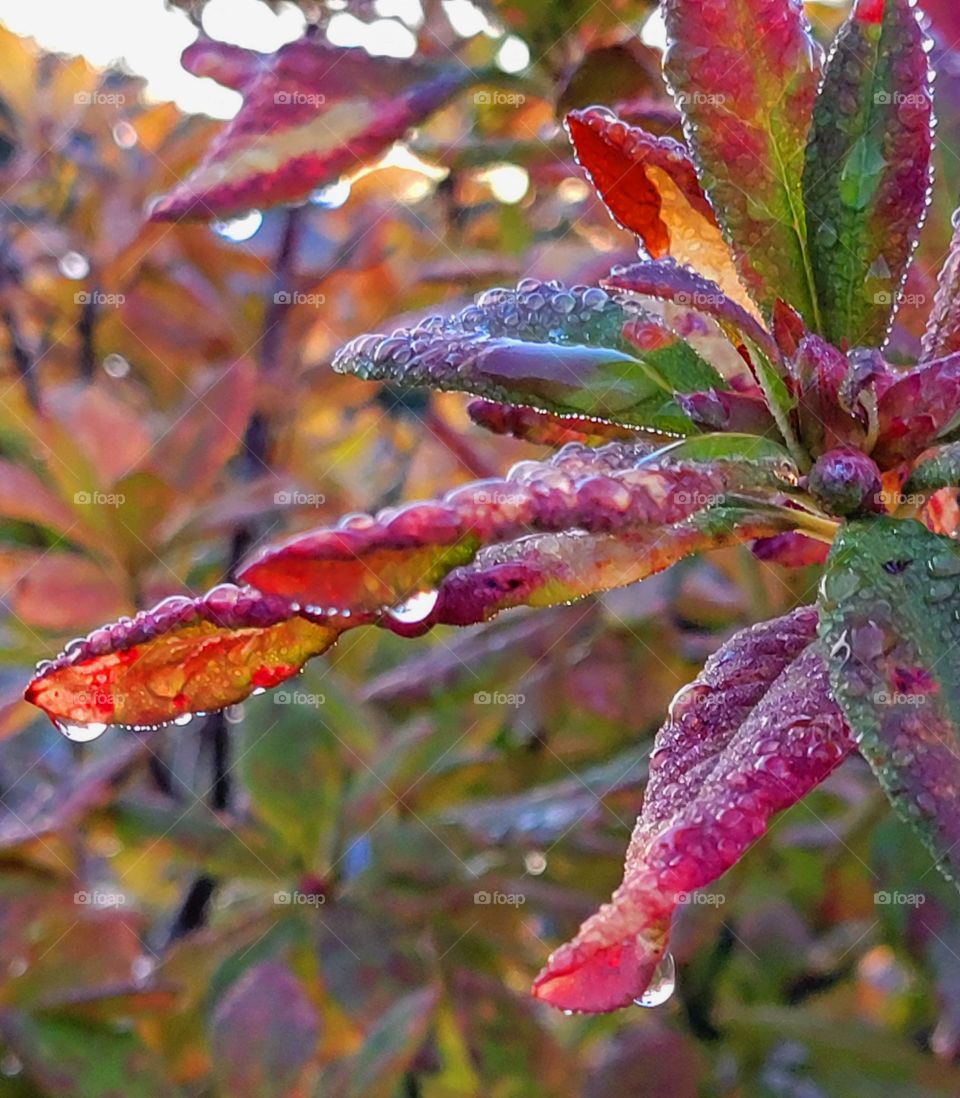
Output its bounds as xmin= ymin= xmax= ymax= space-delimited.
xmin=387 ymin=589 xmax=439 ymax=625
xmin=172 ymin=713 xmax=193 ymax=726
xmin=56 ymin=720 xmax=109 ymax=743
xmin=310 ymin=177 xmax=351 ymax=208
xmin=633 ymin=951 xmax=676 ymax=1008
xmin=212 ymin=209 xmax=263 ymax=242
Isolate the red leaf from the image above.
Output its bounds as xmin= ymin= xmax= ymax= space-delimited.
xmin=532 ymin=609 xmax=852 ymax=1012
xmin=238 ymin=443 xmax=777 ymax=614
xmin=873 ymin=352 xmax=960 ymax=465
xmin=565 ymin=108 xmax=752 ymax=312
xmin=151 ymin=37 xmax=474 ymax=220
xmin=24 ymin=585 xmax=339 ymax=728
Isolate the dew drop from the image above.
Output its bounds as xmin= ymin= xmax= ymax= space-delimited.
xmin=212 ymin=209 xmax=263 ymax=242
xmin=387 ymin=589 xmax=439 ymax=625
xmin=311 ymin=178 xmax=351 ymax=208
xmin=112 ymin=120 xmax=138 ymax=148
xmin=56 ymin=720 xmax=109 ymax=742
xmin=173 ymin=714 xmax=193 ymax=726
xmin=633 ymin=950 xmax=676 ymax=1008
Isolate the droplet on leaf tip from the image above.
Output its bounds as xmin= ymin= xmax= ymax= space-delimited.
xmin=633 ymin=951 xmax=676 ymax=1008
xmin=56 ymin=720 xmax=109 ymax=743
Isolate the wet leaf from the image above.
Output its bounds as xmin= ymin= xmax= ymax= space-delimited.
xmin=802 ymin=0 xmax=934 ymax=346
xmin=873 ymin=352 xmax=960 ymax=465
xmin=239 ymin=441 xmax=789 ymax=615
xmin=24 ymin=584 xmax=339 ymax=726
xmin=151 ymin=36 xmax=476 ymax=220
xmin=333 ymin=279 xmax=727 ymax=433
xmin=921 ymin=215 xmax=960 ymax=362
xmin=565 ymin=108 xmax=751 ymax=310
xmin=662 ymin=0 xmax=823 ymax=322
xmin=818 ymin=518 xmax=960 ymax=885
xmin=532 ymin=608 xmax=852 ymax=1011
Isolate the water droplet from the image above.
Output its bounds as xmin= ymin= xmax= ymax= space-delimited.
xmin=212 ymin=209 xmax=263 ymax=242
xmin=102 ymin=353 xmax=130 ymax=378
xmin=56 ymin=720 xmax=109 ymax=742
xmin=387 ymin=589 xmax=439 ymax=624
xmin=633 ymin=950 xmax=676 ymax=1007
xmin=112 ymin=120 xmax=138 ymax=148
xmin=173 ymin=714 xmax=193 ymax=726
xmin=310 ymin=178 xmax=351 ymax=208
xmin=59 ymin=250 xmax=90 ymax=280
xmin=131 ymin=955 xmax=155 ymax=985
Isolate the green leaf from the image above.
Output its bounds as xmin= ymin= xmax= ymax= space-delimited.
xmin=333 ymin=280 xmax=727 ymax=434
xmin=818 ymin=517 xmax=960 ymax=884
xmin=661 ymin=0 xmax=823 ymax=324
xmin=802 ymin=0 xmax=934 ymax=346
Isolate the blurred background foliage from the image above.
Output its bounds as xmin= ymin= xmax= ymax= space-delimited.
xmin=3 ymin=0 xmax=960 ymax=1094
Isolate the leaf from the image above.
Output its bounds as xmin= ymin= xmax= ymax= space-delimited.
xmin=802 ymin=0 xmax=934 ymax=346
xmin=662 ymin=0 xmax=823 ymax=323
xmin=395 ymin=507 xmax=792 ymax=631
xmin=210 ymin=962 xmax=320 ymax=1098
xmin=532 ymin=607 xmax=852 ymax=1012
xmin=603 ymin=258 xmax=779 ymax=362
xmin=905 ymin=443 xmax=960 ymax=494
xmin=466 ymin=399 xmax=640 ymax=446
xmin=150 ymin=37 xmax=476 ymax=220
xmin=24 ymin=584 xmax=339 ymax=727
xmin=873 ymin=352 xmax=960 ymax=465
xmin=565 ymin=108 xmax=752 ymax=311
xmin=333 ymin=279 xmax=727 ymax=433
xmin=793 ymin=332 xmax=867 ymax=454
xmin=238 ymin=441 xmax=791 ymax=615
xmin=818 ymin=517 xmax=960 ymax=884
xmin=675 ymin=388 xmax=778 ymax=436
xmin=922 ymin=215 xmax=960 ymax=362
